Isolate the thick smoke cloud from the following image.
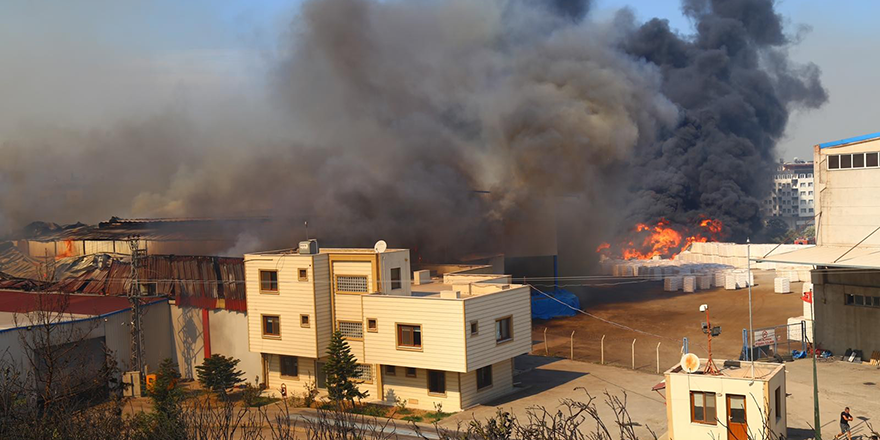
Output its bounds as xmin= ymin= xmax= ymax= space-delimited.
xmin=622 ymin=0 xmax=827 ymax=239
xmin=0 ymin=0 xmax=825 ymax=259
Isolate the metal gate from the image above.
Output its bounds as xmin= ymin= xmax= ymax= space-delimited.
xmin=741 ymin=321 xmax=808 ymax=361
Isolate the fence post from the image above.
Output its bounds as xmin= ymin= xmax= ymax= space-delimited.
xmin=570 ymin=331 xmax=575 ymax=360
xmin=632 ymin=339 xmax=636 ymax=370
xmin=544 ymin=328 xmax=548 ymax=356
xmin=601 ymin=335 xmax=606 ymax=365
xmin=656 ymin=342 xmax=662 ymax=374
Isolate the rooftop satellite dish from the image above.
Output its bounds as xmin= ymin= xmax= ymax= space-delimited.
xmin=681 ymin=353 xmax=701 ymax=373
xmin=374 ymin=240 xmax=387 ymax=253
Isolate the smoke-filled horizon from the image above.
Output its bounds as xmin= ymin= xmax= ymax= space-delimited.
xmin=0 ymin=0 xmax=826 ymax=260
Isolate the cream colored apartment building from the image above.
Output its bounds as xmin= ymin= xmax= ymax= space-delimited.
xmin=245 ymin=241 xmax=532 ymax=411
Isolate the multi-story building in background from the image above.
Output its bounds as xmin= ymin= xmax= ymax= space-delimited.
xmin=763 ymin=159 xmax=815 ymax=229
xmin=244 ymin=241 xmax=532 ymax=411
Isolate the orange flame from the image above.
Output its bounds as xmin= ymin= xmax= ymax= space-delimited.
xmin=55 ymin=239 xmax=76 ymax=259
xmin=599 ymin=217 xmax=724 ymax=260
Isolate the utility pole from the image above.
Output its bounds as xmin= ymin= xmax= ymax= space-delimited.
xmin=810 ymin=282 xmax=822 ymax=439
xmin=747 ymin=238 xmax=755 ymax=377
xmin=128 ymin=236 xmax=146 ymax=381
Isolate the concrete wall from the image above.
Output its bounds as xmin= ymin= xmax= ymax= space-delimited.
xmin=208 ymin=309 xmax=262 ymax=384
xmin=171 ymin=305 xmax=203 ymax=379
xmin=812 ymin=269 xmax=880 ymax=356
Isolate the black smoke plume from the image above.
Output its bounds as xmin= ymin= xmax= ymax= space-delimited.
xmin=0 ymin=0 xmax=825 ymax=261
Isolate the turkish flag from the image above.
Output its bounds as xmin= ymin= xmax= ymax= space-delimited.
xmin=802 ymin=290 xmax=813 ymax=304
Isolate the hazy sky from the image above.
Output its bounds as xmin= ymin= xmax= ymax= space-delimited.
xmin=0 ymin=0 xmax=875 ymax=160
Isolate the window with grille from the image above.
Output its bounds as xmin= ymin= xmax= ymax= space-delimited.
xmin=337 ymin=275 xmax=368 ymax=292
xmin=355 ymin=364 xmax=373 ymax=382
xmin=338 ymin=321 xmax=364 ymax=339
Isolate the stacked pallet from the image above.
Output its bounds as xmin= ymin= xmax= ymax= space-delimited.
xmin=774 ymin=277 xmax=791 ymax=293
xmin=699 ymin=275 xmax=713 ymax=290
xmin=664 ymin=276 xmax=683 ymax=292
xmin=683 ymin=276 xmax=697 ymax=293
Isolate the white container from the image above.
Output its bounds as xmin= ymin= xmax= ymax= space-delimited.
xmin=715 ymin=271 xmax=727 ymax=287
xmin=683 ymin=276 xmax=697 ymax=293
xmin=787 ymin=316 xmax=813 ymax=342
xmin=774 ymin=277 xmax=791 ymax=294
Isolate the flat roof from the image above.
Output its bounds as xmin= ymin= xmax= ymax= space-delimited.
xmin=248 ymin=247 xmax=407 ymax=256
xmin=754 ymin=245 xmax=880 ymax=269
xmin=667 ymin=359 xmax=783 ymax=381
xmin=403 ymin=279 xmax=525 ymax=299
xmin=818 ymin=131 xmax=880 ymax=149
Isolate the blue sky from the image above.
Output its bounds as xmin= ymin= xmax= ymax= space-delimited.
xmin=1 ymin=0 xmax=877 ymax=159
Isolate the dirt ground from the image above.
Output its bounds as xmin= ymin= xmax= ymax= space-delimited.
xmin=532 ymin=270 xmax=807 ymax=373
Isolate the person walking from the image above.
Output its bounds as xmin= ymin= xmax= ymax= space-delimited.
xmin=835 ymin=407 xmax=854 ymax=440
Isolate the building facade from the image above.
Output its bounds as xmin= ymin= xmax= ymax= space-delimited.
xmin=244 ymin=243 xmax=532 ymax=411
xmin=757 ymin=131 xmax=880 ymax=360
xmin=664 ymin=360 xmax=786 ymax=440
xmin=762 ymin=160 xmax=815 ymax=229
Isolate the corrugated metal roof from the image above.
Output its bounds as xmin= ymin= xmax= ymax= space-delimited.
xmin=754 ymin=245 xmax=880 ymax=269
xmin=0 ymin=290 xmax=162 ymax=315
xmin=818 ymin=132 xmax=880 ymax=149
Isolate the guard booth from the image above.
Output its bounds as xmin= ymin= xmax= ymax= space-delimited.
xmin=663 ymin=359 xmax=787 ymax=440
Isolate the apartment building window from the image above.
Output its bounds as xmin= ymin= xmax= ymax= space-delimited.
xmin=300 ymin=314 xmax=310 ymax=328
xmin=397 ymin=324 xmax=422 ymax=349
xmin=427 ymin=370 xmax=446 ymax=395
xmin=338 ymin=321 xmax=364 ymax=339
xmin=390 ymin=268 xmax=402 ymax=290
xmin=260 ymin=270 xmax=278 ymax=292
xmin=384 ymin=365 xmax=396 ymax=376
xmin=690 ymin=391 xmax=717 ymax=424
xmin=367 ymin=318 xmax=378 ymax=332
xmin=406 ymin=367 xmax=417 ymax=378
xmin=476 ymin=365 xmax=492 ymax=390
xmin=355 ymin=364 xmax=373 ymax=382
xmin=298 ymin=268 xmax=308 ymax=281
xmin=262 ymin=315 xmax=280 ymax=338
xmin=775 ymin=387 xmax=782 ymax=420
xmin=336 ymin=275 xmax=369 ymax=293
xmin=495 ymin=317 xmax=512 ymax=343
xmin=280 ymin=355 xmax=298 ymax=377
xmin=470 ymin=321 xmax=479 ymax=336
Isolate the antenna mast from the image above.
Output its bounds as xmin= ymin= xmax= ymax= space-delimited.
xmin=702 ymin=304 xmax=720 ymax=375
xmin=128 ymin=236 xmax=146 ymax=380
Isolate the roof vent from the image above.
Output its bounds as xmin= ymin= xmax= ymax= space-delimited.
xmin=299 ymin=239 xmax=319 ymax=255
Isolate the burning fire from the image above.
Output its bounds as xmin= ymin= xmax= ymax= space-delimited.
xmin=55 ymin=239 xmax=76 ymax=259
xmin=597 ymin=217 xmax=724 ymax=260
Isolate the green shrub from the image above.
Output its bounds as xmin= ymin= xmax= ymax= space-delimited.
xmin=401 ymin=415 xmax=423 ymax=423
xmin=195 ymin=354 xmax=245 ymax=396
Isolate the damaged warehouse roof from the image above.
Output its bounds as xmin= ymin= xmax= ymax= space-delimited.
xmin=18 ymin=216 xmax=273 ymax=242
xmin=0 ymin=243 xmax=245 ymax=312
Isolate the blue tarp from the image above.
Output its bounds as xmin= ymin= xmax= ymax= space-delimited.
xmin=531 ymin=288 xmax=580 ymax=320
